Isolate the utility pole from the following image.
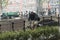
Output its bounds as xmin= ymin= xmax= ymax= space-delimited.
xmin=59 ymin=0 xmax=60 ymax=14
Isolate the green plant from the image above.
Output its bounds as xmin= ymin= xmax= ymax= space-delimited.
xmin=0 ymin=27 xmax=59 ymax=40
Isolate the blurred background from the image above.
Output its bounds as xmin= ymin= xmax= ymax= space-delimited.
xmin=0 ymin=0 xmax=60 ymax=19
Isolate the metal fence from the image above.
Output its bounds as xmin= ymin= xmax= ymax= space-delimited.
xmin=0 ymin=14 xmax=59 ymax=32
xmin=40 ymin=15 xmax=60 ymax=26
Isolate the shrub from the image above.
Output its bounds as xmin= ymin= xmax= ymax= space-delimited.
xmin=0 ymin=27 xmax=59 ymax=40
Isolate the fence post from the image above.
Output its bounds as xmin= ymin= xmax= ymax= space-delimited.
xmin=23 ymin=20 xmax=25 ymax=32
xmin=12 ymin=22 xmax=14 ymax=31
xmin=58 ymin=14 xmax=59 ymax=26
xmin=43 ymin=17 xmax=44 ymax=25
xmin=51 ymin=16 xmax=52 ymax=21
xmin=0 ymin=24 xmax=1 ymax=33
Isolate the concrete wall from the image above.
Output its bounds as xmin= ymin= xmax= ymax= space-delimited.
xmin=0 ymin=19 xmax=24 ymax=31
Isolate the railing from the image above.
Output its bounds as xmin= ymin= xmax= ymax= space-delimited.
xmin=0 ymin=14 xmax=59 ymax=32
xmin=40 ymin=14 xmax=60 ymax=26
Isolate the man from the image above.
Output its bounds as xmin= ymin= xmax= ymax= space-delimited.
xmin=28 ymin=11 xmax=40 ymax=29
xmin=29 ymin=12 xmax=35 ymax=20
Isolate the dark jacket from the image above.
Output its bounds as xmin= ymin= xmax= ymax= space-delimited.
xmin=28 ymin=12 xmax=40 ymax=21
xmin=29 ymin=12 xmax=35 ymax=20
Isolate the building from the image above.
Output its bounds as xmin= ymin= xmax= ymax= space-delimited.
xmin=23 ymin=0 xmax=37 ymax=12
xmin=0 ymin=0 xmax=50 ymax=15
xmin=0 ymin=0 xmax=2 ymax=14
xmin=59 ymin=0 xmax=60 ymax=15
xmin=1 ymin=0 xmax=37 ymax=13
xmin=49 ymin=0 xmax=59 ymax=16
xmin=37 ymin=0 xmax=49 ymax=15
xmin=37 ymin=0 xmax=60 ymax=16
xmin=1 ymin=0 xmax=60 ymax=16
